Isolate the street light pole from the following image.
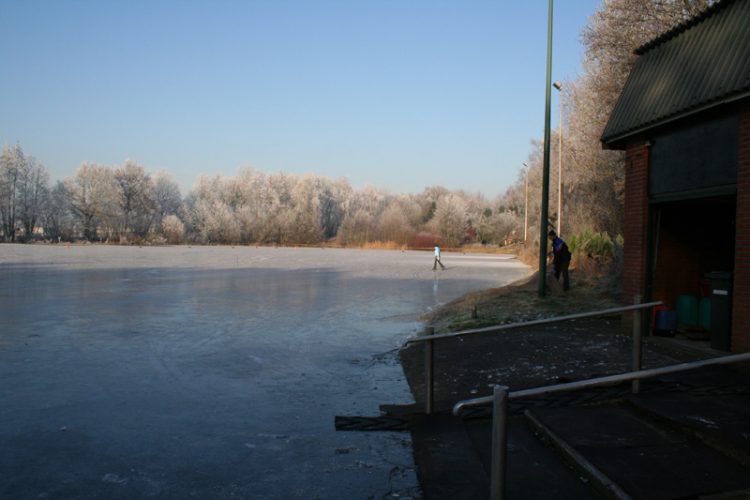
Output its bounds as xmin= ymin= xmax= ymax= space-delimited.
xmin=553 ymin=81 xmax=563 ymax=235
xmin=523 ymin=162 xmax=529 ymax=242
xmin=538 ymin=0 xmax=554 ymax=298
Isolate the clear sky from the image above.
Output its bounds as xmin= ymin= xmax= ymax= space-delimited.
xmin=0 ymin=0 xmax=601 ymax=198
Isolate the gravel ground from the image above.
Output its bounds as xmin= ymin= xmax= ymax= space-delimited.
xmin=399 ymin=316 xmax=710 ymax=413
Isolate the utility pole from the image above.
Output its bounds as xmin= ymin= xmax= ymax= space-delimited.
xmin=538 ymin=0 xmax=554 ymax=298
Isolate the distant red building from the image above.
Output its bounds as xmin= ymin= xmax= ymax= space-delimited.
xmin=602 ymin=0 xmax=750 ymax=352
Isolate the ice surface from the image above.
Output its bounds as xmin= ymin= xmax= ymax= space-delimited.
xmin=0 ymin=244 xmax=529 ymax=499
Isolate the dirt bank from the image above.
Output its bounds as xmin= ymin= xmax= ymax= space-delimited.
xmin=422 ymin=269 xmax=622 ymax=334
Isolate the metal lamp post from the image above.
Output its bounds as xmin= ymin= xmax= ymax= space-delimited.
xmin=538 ymin=0 xmax=554 ymax=298
xmin=553 ymin=81 xmax=563 ymax=235
xmin=523 ymin=162 xmax=529 ymax=243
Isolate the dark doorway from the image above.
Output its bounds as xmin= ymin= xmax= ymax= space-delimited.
xmin=649 ymin=195 xmax=735 ymax=330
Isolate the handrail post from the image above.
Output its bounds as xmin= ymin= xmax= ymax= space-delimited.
xmin=632 ymin=294 xmax=642 ymax=394
xmin=490 ymin=385 xmax=509 ymax=500
xmin=425 ymin=327 xmax=434 ymax=414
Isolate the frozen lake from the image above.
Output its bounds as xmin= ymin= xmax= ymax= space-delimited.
xmin=0 ymin=244 xmax=530 ymax=499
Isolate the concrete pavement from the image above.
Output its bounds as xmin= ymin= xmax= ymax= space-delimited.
xmin=395 ymin=317 xmax=750 ymax=499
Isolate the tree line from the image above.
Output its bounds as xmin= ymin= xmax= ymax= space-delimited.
xmin=1 ymin=0 xmax=713 ymax=248
xmin=0 ymin=144 xmax=518 ymax=247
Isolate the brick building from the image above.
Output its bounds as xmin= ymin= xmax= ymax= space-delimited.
xmin=601 ymin=0 xmax=750 ymax=352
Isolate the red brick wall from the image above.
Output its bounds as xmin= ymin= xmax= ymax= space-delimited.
xmin=733 ymin=100 xmax=750 ymax=352
xmin=623 ymin=141 xmax=650 ymax=304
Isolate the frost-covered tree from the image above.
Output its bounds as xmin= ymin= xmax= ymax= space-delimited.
xmin=0 ymin=144 xmax=24 ymax=241
xmin=161 ymin=214 xmax=185 ymax=244
xmin=336 ymin=185 xmax=387 ymax=245
xmin=495 ymin=0 xmax=712 ymax=238
xmin=376 ymin=204 xmax=413 ymax=244
xmin=114 ymin=161 xmax=156 ymax=240
xmin=317 ymin=177 xmax=350 ymax=240
xmin=44 ymin=181 xmax=75 ymax=241
xmin=192 ymin=199 xmax=240 ymax=244
xmin=65 ymin=164 xmax=118 ymax=241
xmin=337 ymin=209 xmax=373 ymax=245
xmin=17 ymin=155 xmax=50 ymax=241
xmin=430 ymin=194 xmax=468 ymax=246
xmin=562 ymin=0 xmax=711 ymax=234
xmin=152 ymin=171 xmax=182 ymax=228
xmin=287 ymin=175 xmax=323 ymax=244
xmin=241 ymin=169 xmax=277 ymax=243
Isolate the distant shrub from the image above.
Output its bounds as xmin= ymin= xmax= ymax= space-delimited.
xmin=566 ymin=231 xmax=624 ymax=289
xmin=161 ymin=215 xmax=185 ymax=244
xmin=568 ymin=231 xmax=621 ymax=260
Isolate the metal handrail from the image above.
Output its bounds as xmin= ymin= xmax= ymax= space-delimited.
xmin=408 ymin=298 xmax=662 ymax=414
xmin=454 ymin=352 xmax=750 ymax=500
xmin=453 ymin=351 xmax=750 ymax=416
xmin=404 ymin=301 xmax=663 ymax=344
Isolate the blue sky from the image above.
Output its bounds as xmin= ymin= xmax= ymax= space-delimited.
xmin=0 ymin=0 xmax=601 ymax=198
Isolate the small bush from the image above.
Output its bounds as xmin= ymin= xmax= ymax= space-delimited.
xmin=568 ymin=231 xmax=621 ymax=260
xmin=161 ymin=215 xmax=185 ymax=244
xmin=565 ymin=231 xmax=623 ymax=291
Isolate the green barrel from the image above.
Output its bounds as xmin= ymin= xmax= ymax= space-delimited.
xmin=676 ymin=294 xmax=699 ymax=327
xmin=698 ymin=296 xmax=711 ymax=331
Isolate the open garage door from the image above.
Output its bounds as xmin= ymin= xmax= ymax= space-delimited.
xmin=648 ymin=195 xmax=735 ymax=349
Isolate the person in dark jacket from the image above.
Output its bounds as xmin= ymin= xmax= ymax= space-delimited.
xmin=548 ymin=230 xmax=571 ymax=291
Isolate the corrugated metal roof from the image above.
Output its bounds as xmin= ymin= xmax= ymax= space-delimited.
xmin=601 ymin=0 xmax=750 ymax=147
